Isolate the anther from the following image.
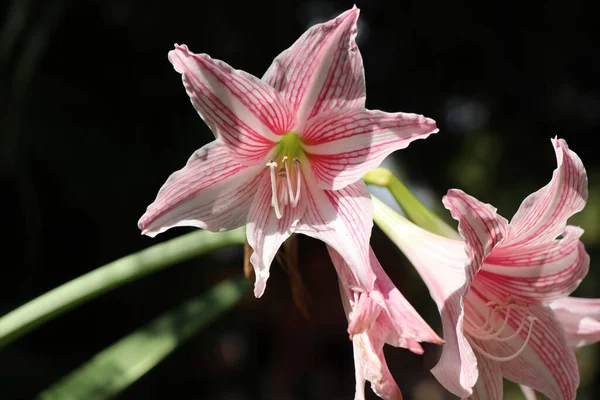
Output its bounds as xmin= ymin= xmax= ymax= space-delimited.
xmin=267 ymin=161 xmax=282 ymax=219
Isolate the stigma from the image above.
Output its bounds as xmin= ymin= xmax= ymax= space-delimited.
xmin=266 ymin=156 xmax=302 ymax=219
xmin=464 ymin=295 xmax=537 ymax=363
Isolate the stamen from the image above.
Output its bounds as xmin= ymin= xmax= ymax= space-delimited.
xmin=496 ymin=314 xmax=528 ymax=342
xmin=280 ymin=179 xmax=289 ymax=206
xmin=290 ymin=157 xmax=302 ymax=207
xmin=267 ymin=161 xmax=282 ymax=219
xmin=282 ymin=156 xmax=296 ymax=208
xmin=468 ymin=316 xmax=537 ymax=362
xmin=467 ymin=308 xmax=512 ymax=341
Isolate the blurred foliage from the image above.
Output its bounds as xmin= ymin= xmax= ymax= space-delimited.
xmin=38 ymin=277 xmax=249 ymax=400
xmin=0 ymin=228 xmax=245 ymax=350
xmin=1 ymin=0 xmax=599 ymax=399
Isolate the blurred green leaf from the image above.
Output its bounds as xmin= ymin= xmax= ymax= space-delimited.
xmin=37 ymin=276 xmax=249 ymax=400
xmin=0 ymin=228 xmax=246 ymax=350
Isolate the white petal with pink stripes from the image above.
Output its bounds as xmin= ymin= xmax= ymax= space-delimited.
xmin=373 ymin=137 xmax=589 ymax=400
xmin=139 ymin=6 xmax=437 ymax=301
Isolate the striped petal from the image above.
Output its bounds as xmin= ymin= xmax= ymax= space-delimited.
xmin=481 ymin=305 xmax=579 ymax=400
xmin=303 ymin=108 xmax=438 ymax=190
xmin=374 ymin=200 xmax=476 ymax=397
xmin=470 ymin=352 xmax=503 ymax=400
xmin=169 ymin=44 xmax=294 ymax=164
xmin=505 ymin=138 xmax=588 ymax=247
xmin=138 ymin=141 xmax=263 ymax=236
xmin=431 ymin=190 xmax=509 ymax=397
xmin=550 ymin=297 xmax=600 ymax=348
xmin=479 ymin=226 xmax=589 ymax=305
xmin=246 ymin=171 xmax=306 ymax=298
xmin=296 ymin=178 xmax=375 ymax=291
xmin=329 ymin=246 xmax=443 ymax=346
xmin=372 ymin=193 xmax=509 ymax=398
xmin=262 ymin=7 xmax=365 ymax=129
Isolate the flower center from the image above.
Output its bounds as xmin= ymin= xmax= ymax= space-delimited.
xmin=463 ymin=295 xmax=537 ymax=362
xmin=266 ymin=132 xmax=305 ymax=219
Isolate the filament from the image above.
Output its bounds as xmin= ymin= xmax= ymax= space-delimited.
xmin=470 ymin=306 xmax=496 ymax=334
xmin=267 ymin=161 xmax=282 ymax=219
xmin=283 ymin=156 xmax=296 ymax=208
xmin=291 ymin=158 xmax=302 ymax=207
xmin=495 ymin=314 xmax=528 ymax=342
xmin=468 ymin=317 xmax=537 ymax=362
xmin=468 ymin=308 xmax=511 ymax=341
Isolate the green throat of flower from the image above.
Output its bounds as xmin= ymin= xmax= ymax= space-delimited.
xmin=267 ymin=132 xmax=305 ymax=219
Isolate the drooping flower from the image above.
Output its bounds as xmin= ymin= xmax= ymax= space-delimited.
xmin=373 ymin=138 xmax=589 ymax=399
xmin=138 ymin=6 xmax=438 ymax=298
xmin=329 ymin=246 xmax=444 ymax=400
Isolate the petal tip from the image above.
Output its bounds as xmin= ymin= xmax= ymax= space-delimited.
xmin=168 ymin=44 xmax=195 ymax=73
xmin=253 ymin=283 xmax=266 ymax=298
xmin=339 ymin=5 xmax=360 ymax=23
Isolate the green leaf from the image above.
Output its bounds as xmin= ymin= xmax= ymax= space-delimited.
xmin=0 ymin=228 xmax=246 ymax=350
xmin=37 ymin=276 xmax=249 ymax=400
xmin=364 ymin=168 xmax=460 ymax=239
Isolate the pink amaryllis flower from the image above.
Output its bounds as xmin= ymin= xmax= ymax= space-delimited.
xmin=330 ymin=246 xmax=443 ymax=400
xmin=137 ymin=6 xmax=438 ymax=298
xmin=374 ymin=138 xmax=589 ymax=399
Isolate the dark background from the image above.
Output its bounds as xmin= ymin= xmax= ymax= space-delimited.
xmin=1 ymin=0 xmax=599 ymax=399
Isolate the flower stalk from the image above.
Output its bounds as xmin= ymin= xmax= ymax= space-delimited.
xmin=364 ymin=167 xmax=460 ymax=239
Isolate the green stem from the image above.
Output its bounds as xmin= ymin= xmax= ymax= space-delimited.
xmin=364 ymin=168 xmax=460 ymax=239
xmin=0 ymin=228 xmax=246 ymax=350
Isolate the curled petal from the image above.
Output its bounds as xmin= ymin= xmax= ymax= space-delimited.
xmin=246 ymin=172 xmax=306 ymax=297
xmin=374 ymin=191 xmax=508 ymax=397
xmin=550 ymin=296 xmax=600 ymax=348
xmin=304 ymin=108 xmax=438 ymax=190
xmin=138 ymin=141 xmax=262 ymax=236
xmin=263 ymin=7 xmax=365 ymax=127
xmin=479 ymin=226 xmax=589 ymax=304
xmin=366 ymin=248 xmax=443 ymax=345
xmin=506 ymin=138 xmax=588 ymax=247
xmin=297 ymin=178 xmax=375 ymax=291
xmin=429 ymin=190 xmax=509 ymax=397
xmin=329 ymin=246 xmax=443 ymax=346
xmin=169 ymin=45 xmax=294 ymax=163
